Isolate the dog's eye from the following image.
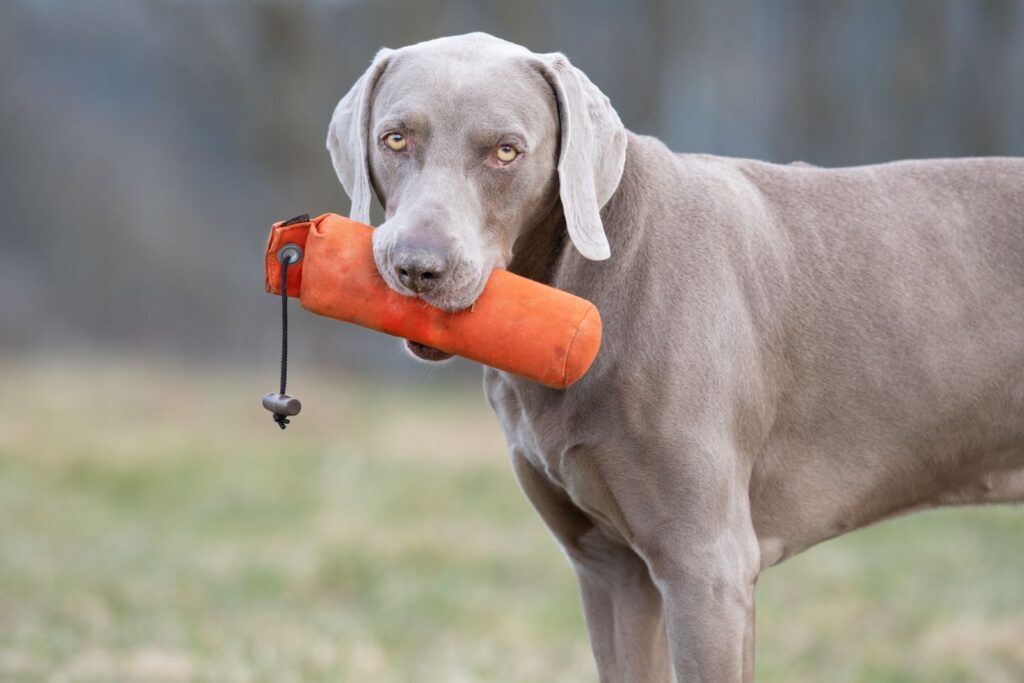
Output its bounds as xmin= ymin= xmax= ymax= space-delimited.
xmin=384 ymin=133 xmax=407 ymax=151
xmin=496 ymin=144 xmax=518 ymax=162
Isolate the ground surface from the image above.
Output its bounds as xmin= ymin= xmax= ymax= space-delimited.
xmin=1 ymin=358 xmax=1022 ymax=682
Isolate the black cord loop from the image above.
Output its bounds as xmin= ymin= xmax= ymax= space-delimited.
xmin=274 ymin=254 xmax=293 ymax=429
xmin=264 ymin=232 xmax=305 ymax=430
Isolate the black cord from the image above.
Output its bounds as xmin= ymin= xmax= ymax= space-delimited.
xmin=274 ymin=256 xmax=292 ymax=429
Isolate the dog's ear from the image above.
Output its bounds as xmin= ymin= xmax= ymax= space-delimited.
xmin=535 ymin=53 xmax=627 ymax=261
xmin=326 ymin=48 xmax=393 ymax=224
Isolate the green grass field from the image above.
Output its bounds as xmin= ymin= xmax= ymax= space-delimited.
xmin=1 ymin=358 xmax=1022 ymax=682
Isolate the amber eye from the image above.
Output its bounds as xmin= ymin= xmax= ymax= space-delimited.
xmin=496 ymin=144 xmax=518 ymax=162
xmin=384 ymin=133 xmax=407 ymax=151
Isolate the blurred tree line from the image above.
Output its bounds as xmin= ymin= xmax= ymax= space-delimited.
xmin=1 ymin=0 xmax=1022 ymax=375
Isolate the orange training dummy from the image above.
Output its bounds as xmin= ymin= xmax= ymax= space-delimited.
xmin=264 ymin=213 xmax=602 ymax=390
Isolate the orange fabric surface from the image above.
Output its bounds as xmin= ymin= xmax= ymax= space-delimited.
xmin=265 ymin=214 xmax=601 ymax=389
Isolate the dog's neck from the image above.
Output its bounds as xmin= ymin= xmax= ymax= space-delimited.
xmin=509 ymin=132 xmax=652 ymax=285
xmin=508 ymin=200 xmax=568 ymax=285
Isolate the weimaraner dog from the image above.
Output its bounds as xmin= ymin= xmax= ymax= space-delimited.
xmin=327 ymin=32 xmax=1024 ymax=682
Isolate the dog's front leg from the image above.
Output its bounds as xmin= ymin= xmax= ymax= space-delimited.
xmin=570 ymin=528 xmax=673 ymax=683
xmin=631 ymin=463 xmax=761 ymax=682
xmin=648 ymin=532 xmax=759 ymax=682
xmin=508 ymin=454 xmax=673 ymax=682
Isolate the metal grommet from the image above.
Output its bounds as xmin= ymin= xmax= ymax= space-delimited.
xmin=277 ymin=243 xmax=303 ymax=265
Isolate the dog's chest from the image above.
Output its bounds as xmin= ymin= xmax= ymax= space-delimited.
xmin=483 ymin=368 xmax=578 ymax=486
xmin=484 ymin=368 xmax=642 ymax=544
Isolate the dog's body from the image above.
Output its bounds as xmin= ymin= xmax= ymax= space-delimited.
xmin=487 ymin=138 xmax=1024 ymax=680
xmin=327 ymin=33 xmax=1024 ymax=682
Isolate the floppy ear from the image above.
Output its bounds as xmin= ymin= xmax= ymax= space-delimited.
xmin=536 ymin=53 xmax=627 ymax=261
xmin=326 ymin=48 xmax=393 ymax=225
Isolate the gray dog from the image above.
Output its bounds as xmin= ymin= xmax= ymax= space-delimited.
xmin=326 ymin=32 xmax=1024 ymax=682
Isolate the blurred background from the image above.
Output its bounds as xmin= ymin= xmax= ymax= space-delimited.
xmin=1 ymin=1 xmax=1023 ymax=681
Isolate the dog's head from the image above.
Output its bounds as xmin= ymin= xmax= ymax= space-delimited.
xmin=326 ymin=34 xmax=626 ymax=342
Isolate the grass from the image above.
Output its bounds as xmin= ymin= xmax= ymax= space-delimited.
xmin=0 ymin=357 xmax=1021 ymax=682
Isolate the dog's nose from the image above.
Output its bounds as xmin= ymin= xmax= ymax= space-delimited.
xmin=393 ymin=248 xmax=449 ymax=294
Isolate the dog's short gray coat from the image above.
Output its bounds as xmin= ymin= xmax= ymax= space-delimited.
xmin=327 ymin=33 xmax=1024 ymax=682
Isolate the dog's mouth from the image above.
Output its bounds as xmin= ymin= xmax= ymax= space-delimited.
xmin=405 ymin=339 xmax=454 ymax=362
